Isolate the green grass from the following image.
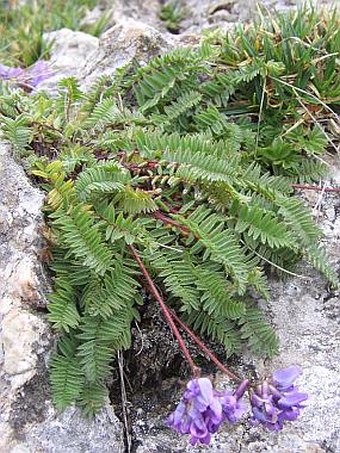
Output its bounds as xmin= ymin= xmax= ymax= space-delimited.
xmin=0 ymin=0 xmax=110 ymax=67
xmin=160 ymin=0 xmax=185 ymax=33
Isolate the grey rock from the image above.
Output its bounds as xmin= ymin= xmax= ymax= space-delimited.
xmin=111 ymin=0 xmax=163 ymax=30
xmin=181 ymin=0 xmax=339 ymax=33
xmin=108 ymin=0 xmax=339 ymax=36
xmin=38 ymin=29 xmax=99 ymax=93
xmin=2 ymin=309 xmax=47 ymax=387
xmin=38 ymin=20 xmax=175 ymax=94
xmin=0 ymin=142 xmax=124 ymax=452
xmin=79 ymin=18 xmax=175 ymax=90
xmin=24 ymin=404 xmax=124 ymax=453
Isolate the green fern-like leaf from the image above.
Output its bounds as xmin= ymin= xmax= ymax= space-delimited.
xmin=305 ymin=244 xmax=338 ymax=288
xmin=152 ymin=250 xmax=201 ymax=311
xmin=1 ymin=114 xmax=31 ymax=152
xmin=77 ymin=311 xmax=133 ymax=382
xmin=231 ymin=201 xmax=293 ymax=249
xmin=75 ymin=161 xmax=130 ymax=201
xmin=82 ymin=263 xmax=140 ymax=318
xmin=114 ymin=187 xmax=158 ymax=214
xmin=51 ymin=204 xmax=113 ymax=275
xmin=277 ymin=197 xmax=321 ymax=245
xmin=194 ymin=266 xmax=246 ymax=319
xmin=78 ymin=381 xmax=108 ymax=417
xmin=152 ymin=90 xmax=202 ymax=126
xmin=177 ymin=206 xmax=249 ymax=293
xmin=48 ymin=276 xmax=81 ymax=332
xmin=239 ymin=307 xmax=279 ymax=357
xmin=186 ymin=310 xmax=243 ymax=356
xmin=85 ymin=97 xmax=120 ymax=129
xmin=50 ymin=336 xmax=84 ymax=409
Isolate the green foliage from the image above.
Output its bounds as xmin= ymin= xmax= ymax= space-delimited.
xmin=50 ymin=336 xmax=84 ymax=409
xmin=0 ymin=114 xmax=31 ymax=152
xmin=159 ymin=1 xmax=185 ymax=34
xmin=0 ymin=6 xmax=339 ymax=415
xmin=0 ymin=0 xmax=110 ymax=66
xmin=239 ymin=307 xmax=279 ymax=357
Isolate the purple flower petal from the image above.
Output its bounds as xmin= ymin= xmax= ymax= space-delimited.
xmin=189 ymin=435 xmax=199 ymax=446
xmin=272 ymin=366 xmax=301 ymax=390
xmin=28 ymin=60 xmax=53 ymax=86
xmin=278 ymin=392 xmax=308 ymax=409
xmin=0 ymin=60 xmax=53 ymax=89
xmin=184 ymin=379 xmax=200 ymax=399
xmin=234 ymin=379 xmax=249 ymax=399
xmin=166 ymin=376 xmax=247 ymax=445
xmin=250 ymin=366 xmax=308 ymax=431
xmin=251 ymin=393 xmax=265 ymax=407
xmin=279 ymin=407 xmax=300 ymax=421
xmin=252 ymin=406 xmax=271 ymax=423
xmin=200 ymin=432 xmax=211 ymax=445
xmin=190 ymin=416 xmax=208 ymax=439
xmin=197 ymin=378 xmax=215 ymax=404
xmin=168 ymin=400 xmax=186 ymax=429
xmin=0 ymin=63 xmax=24 ymax=79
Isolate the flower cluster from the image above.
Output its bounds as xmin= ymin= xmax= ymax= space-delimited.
xmin=167 ymin=377 xmax=248 ymax=445
xmin=0 ymin=60 xmax=52 ymax=89
xmin=250 ymin=365 xmax=308 ymax=431
xmin=167 ymin=366 xmax=308 ymax=444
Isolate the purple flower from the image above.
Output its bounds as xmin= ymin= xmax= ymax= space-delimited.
xmin=0 ymin=60 xmax=53 ymax=88
xmin=167 ymin=378 xmax=223 ymax=445
xmin=27 ymin=60 xmax=53 ymax=86
xmin=167 ymin=377 xmax=248 ymax=445
xmin=0 ymin=63 xmax=24 ymax=79
xmin=217 ymin=379 xmax=248 ymax=423
xmin=250 ymin=366 xmax=308 ymax=431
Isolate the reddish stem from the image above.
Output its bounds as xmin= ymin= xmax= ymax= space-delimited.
xmin=169 ymin=308 xmax=241 ymax=382
xmin=128 ymin=244 xmax=201 ymax=378
xmin=291 ymin=183 xmax=340 ymax=193
xmin=153 ymin=210 xmax=191 ymax=235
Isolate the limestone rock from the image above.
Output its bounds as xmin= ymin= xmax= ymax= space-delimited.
xmin=38 ymin=29 xmax=99 ymax=93
xmin=79 ymin=19 xmax=175 ymax=90
xmin=111 ymin=0 xmax=162 ymax=30
xmin=0 ymin=142 xmax=124 ymax=452
xmin=2 ymin=309 xmax=47 ymax=388
xmin=38 ymin=19 xmax=174 ymax=94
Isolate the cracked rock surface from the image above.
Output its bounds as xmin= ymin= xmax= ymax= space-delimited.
xmin=0 ymin=143 xmax=124 ymax=452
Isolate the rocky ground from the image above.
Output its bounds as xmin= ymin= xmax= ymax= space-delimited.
xmin=0 ymin=0 xmax=339 ymax=452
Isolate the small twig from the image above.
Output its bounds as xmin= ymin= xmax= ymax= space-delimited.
xmin=291 ymin=183 xmax=340 ymax=192
xmin=129 ymin=244 xmax=201 ymax=377
xmin=313 ymin=182 xmax=327 ymax=219
xmin=117 ymin=351 xmax=132 ymax=453
xmin=294 ymin=94 xmax=339 ymax=156
xmin=133 ymin=320 xmax=144 ymax=357
xmin=241 ymin=239 xmax=311 ymax=280
xmin=134 ymin=266 xmax=243 ymax=382
xmin=153 ymin=210 xmax=192 ymax=235
xmin=169 ymin=308 xmax=241 ymax=382
xmin=255 ymin=75 xmax=267 ymax=153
